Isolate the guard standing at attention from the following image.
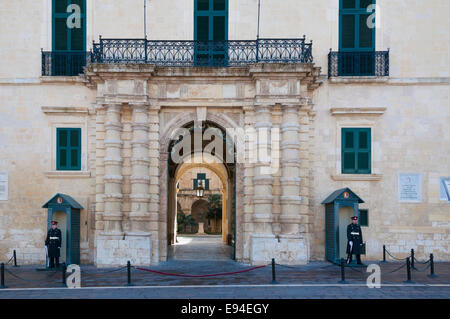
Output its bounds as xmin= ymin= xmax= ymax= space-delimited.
xmin=346 ymin=216 xmax=363 ymax=264
xmin=45 ymin=221 xmax=62 ymax=268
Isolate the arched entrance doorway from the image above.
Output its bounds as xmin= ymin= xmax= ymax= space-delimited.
xmin=166 ymin=120 xmax=236 ymax=261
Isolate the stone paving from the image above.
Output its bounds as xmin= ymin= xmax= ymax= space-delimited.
xmin=0 ymin=236 xmax=448 ymax=299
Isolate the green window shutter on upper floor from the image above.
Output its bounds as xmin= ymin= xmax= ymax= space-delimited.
xmin=194 ymin=0 xmax=228 ymax=66
xmin=53 ymin=0 xmax=86 ymax=51
xmin=342 ymin=128 xmax=371 ymax=174
xmin=57 ymin=128 xmax=81 ymax=171
xmin=339 ymin=0 xmax=375 ymax=51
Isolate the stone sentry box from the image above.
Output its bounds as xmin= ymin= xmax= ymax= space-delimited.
xmin=42 ymin=193 xmax=83 ymax=265
xmin=321 ymin=188 xmax=364 ymax=264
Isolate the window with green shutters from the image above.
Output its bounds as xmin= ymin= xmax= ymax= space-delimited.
xmin=339 ymin=0 xmax=375 ymax=51
xmin=57 ymin=128 xmax=81 ymax=170
xmin=53 ymin=0 xmax=86 ymax=51
xmin=342 ymin=128 xmax=371 ymax=174
xmin=193 ymin=173 xmax=210 ymax=190
xmin=194 ymin=0 xmax=228 ymax=66
xmin=359 ymin=209 xmax=369 ymax=227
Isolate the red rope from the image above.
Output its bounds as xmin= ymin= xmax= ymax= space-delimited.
xmin=135 ymin=265 xmax=267 ymax=278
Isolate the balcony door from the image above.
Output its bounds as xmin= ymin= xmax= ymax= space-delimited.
xmin=194 ymin=0 xmax=228 ymax=66
xmin=339 ymin=0 xmax=376 ymax=75
xmin=52 ymin=0 xmax=86 ymax=75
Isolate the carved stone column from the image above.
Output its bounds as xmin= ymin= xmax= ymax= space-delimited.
xmin=102 ymin=103 xmax=124 ymax=235
xmin=298 ymin=107 xmax=311 ymax=235
xmin=242 ymin=105 xmax=255 ymax=262
xmin=280 ymin=103 xmax=302 ymax=234
xmin=252 ymin=103 xmax=274 ymax=234
xmin=250 ymin=103 xmax=276 ymax=265
xmin=129 ymin=103 xmax=151 ymax=234
xmin=148 ymin=107 xmax=161 ymax=263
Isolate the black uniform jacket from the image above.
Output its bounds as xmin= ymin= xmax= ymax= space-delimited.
xmin=346 ymin=223 xmax=363 ymax=255
xmin=45 ymin=228 xmax=62 ymax=258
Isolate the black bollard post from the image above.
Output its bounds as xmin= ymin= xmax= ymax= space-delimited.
xmin=0 ymin=263 xmax=5 ymax=289
xmin=127 ymin=261 xmax=132 ymax=286
xmin=339 ymin=258 xmax=347 ymax=284
xmin=428 ymin=253 xmax=436 ymax=278
xmin=13 ymin=250 xmax=17 ymax=267
xmin=411 ymin=249 xmax=415 ymax=269
xmin=405 ymin=257 xmax=413 ymax=283
xmin=271 ymin=258 xmax=278 ymax=284
xmin=62 ymin=264 xmax=67 ymax=287
xmin=383 ymin=245 xmax=386 ymax=262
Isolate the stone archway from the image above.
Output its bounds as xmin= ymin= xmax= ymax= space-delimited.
xmin=160 ymin=115 xmax=243 ymax=262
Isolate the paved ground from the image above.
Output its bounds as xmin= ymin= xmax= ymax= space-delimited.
xmin=168 ymin=235 xmax=233 ymax=261
xmin=0 ymin=235 xmax=448 ymax=299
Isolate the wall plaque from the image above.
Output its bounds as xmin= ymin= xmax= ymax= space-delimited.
xmin=398 ymin=173 xmax=422 ymax=203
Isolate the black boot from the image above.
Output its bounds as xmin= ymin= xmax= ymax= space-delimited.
xmin=356 ymin=254 xmax=362 ymax=264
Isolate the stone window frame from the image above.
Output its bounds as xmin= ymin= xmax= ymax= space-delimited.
xmin=332 ymin=115 xmax=382 ymax=182
xmin=42 ymin=107 xmax=90 ymax=178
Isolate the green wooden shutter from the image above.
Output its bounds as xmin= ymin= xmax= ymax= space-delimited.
xmin=57 ymin=128 xmax=81 ymax=171
xmin=194 ymin=0 xmax=228 ymax=66
xmin=339 ymin=0 xmax=375 ymax=52
xmin=360 ymin=0 xmax=373 ymax=8
xmin=57 ymin=128 xmax=68 ymax=170
xmin=359 ymin=209 xmax=369 ymax=226
xmin=342 ymin=129 xmax=356 ymax=173
xmin=55 ymin=0 xmax=68 ymax=13
xmin=359 ymin=14 xmax=373 ymax=48
xmin=69 ymin=128 xmax=81 ymax=170
xmin=205 ymin=179 xmax=210 ymax=190
xmin=194 ymin=179 xmax=198 ymax=189
xmin=342 ymin=128 xmax=371 ymax=174
xmin=197 ymin=0 xmax=209 ymax=10
xmin=214 ymin=0 xmax=226 ymax=10
xmin=53 ymin=0 xmax=86 ymax=52
xmin=341 ymin=15 xmax=356 ymax=49
xmin=356 ymin=128 xmax=371 ymax=173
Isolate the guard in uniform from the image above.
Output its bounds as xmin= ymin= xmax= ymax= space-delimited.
xmin=45 ymin=221 xmax=62 ymax=268
xmin=346 ymin=216 xmax=363 ymax=264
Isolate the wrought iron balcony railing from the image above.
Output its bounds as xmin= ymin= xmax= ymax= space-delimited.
xmin=42 ymin=51 xmax=90 ymax=76
xmin=328 ymin=51 xmax=389 ymax=77
xmin=91 ymin=37 xmax=313 ymax=66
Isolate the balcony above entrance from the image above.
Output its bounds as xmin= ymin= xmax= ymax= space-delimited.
xmin=91 ymin=37 xmax=313 ymax=67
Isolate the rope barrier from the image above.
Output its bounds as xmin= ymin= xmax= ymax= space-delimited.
xmin=275 ymin=263 xmax=304 ymax=270
xmin=135 ymin=264 xmax=267 ymax=278
xmin=413 ymin=263 xmax=431 ymax=273
xmin=4 ymin=268 xmax=59 ymax=284
xmin=413 ymin=257 xmax=431 ymax=265
xmin=385 ymin=248 xmax=410 ymax=261
xmin=384 ymin=262 xmax=407 ymax=274
xmin=82 ymin=266 xmax=128 ymax=275
xmin=6 ymin=256 xmax=14 ymax=265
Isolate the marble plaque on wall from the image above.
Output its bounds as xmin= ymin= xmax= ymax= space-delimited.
xmin=398 ymin=173 xmax=422 ymax=203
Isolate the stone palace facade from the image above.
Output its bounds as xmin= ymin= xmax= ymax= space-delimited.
xmin=0 ymin=0 xmax=449 ymax=266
